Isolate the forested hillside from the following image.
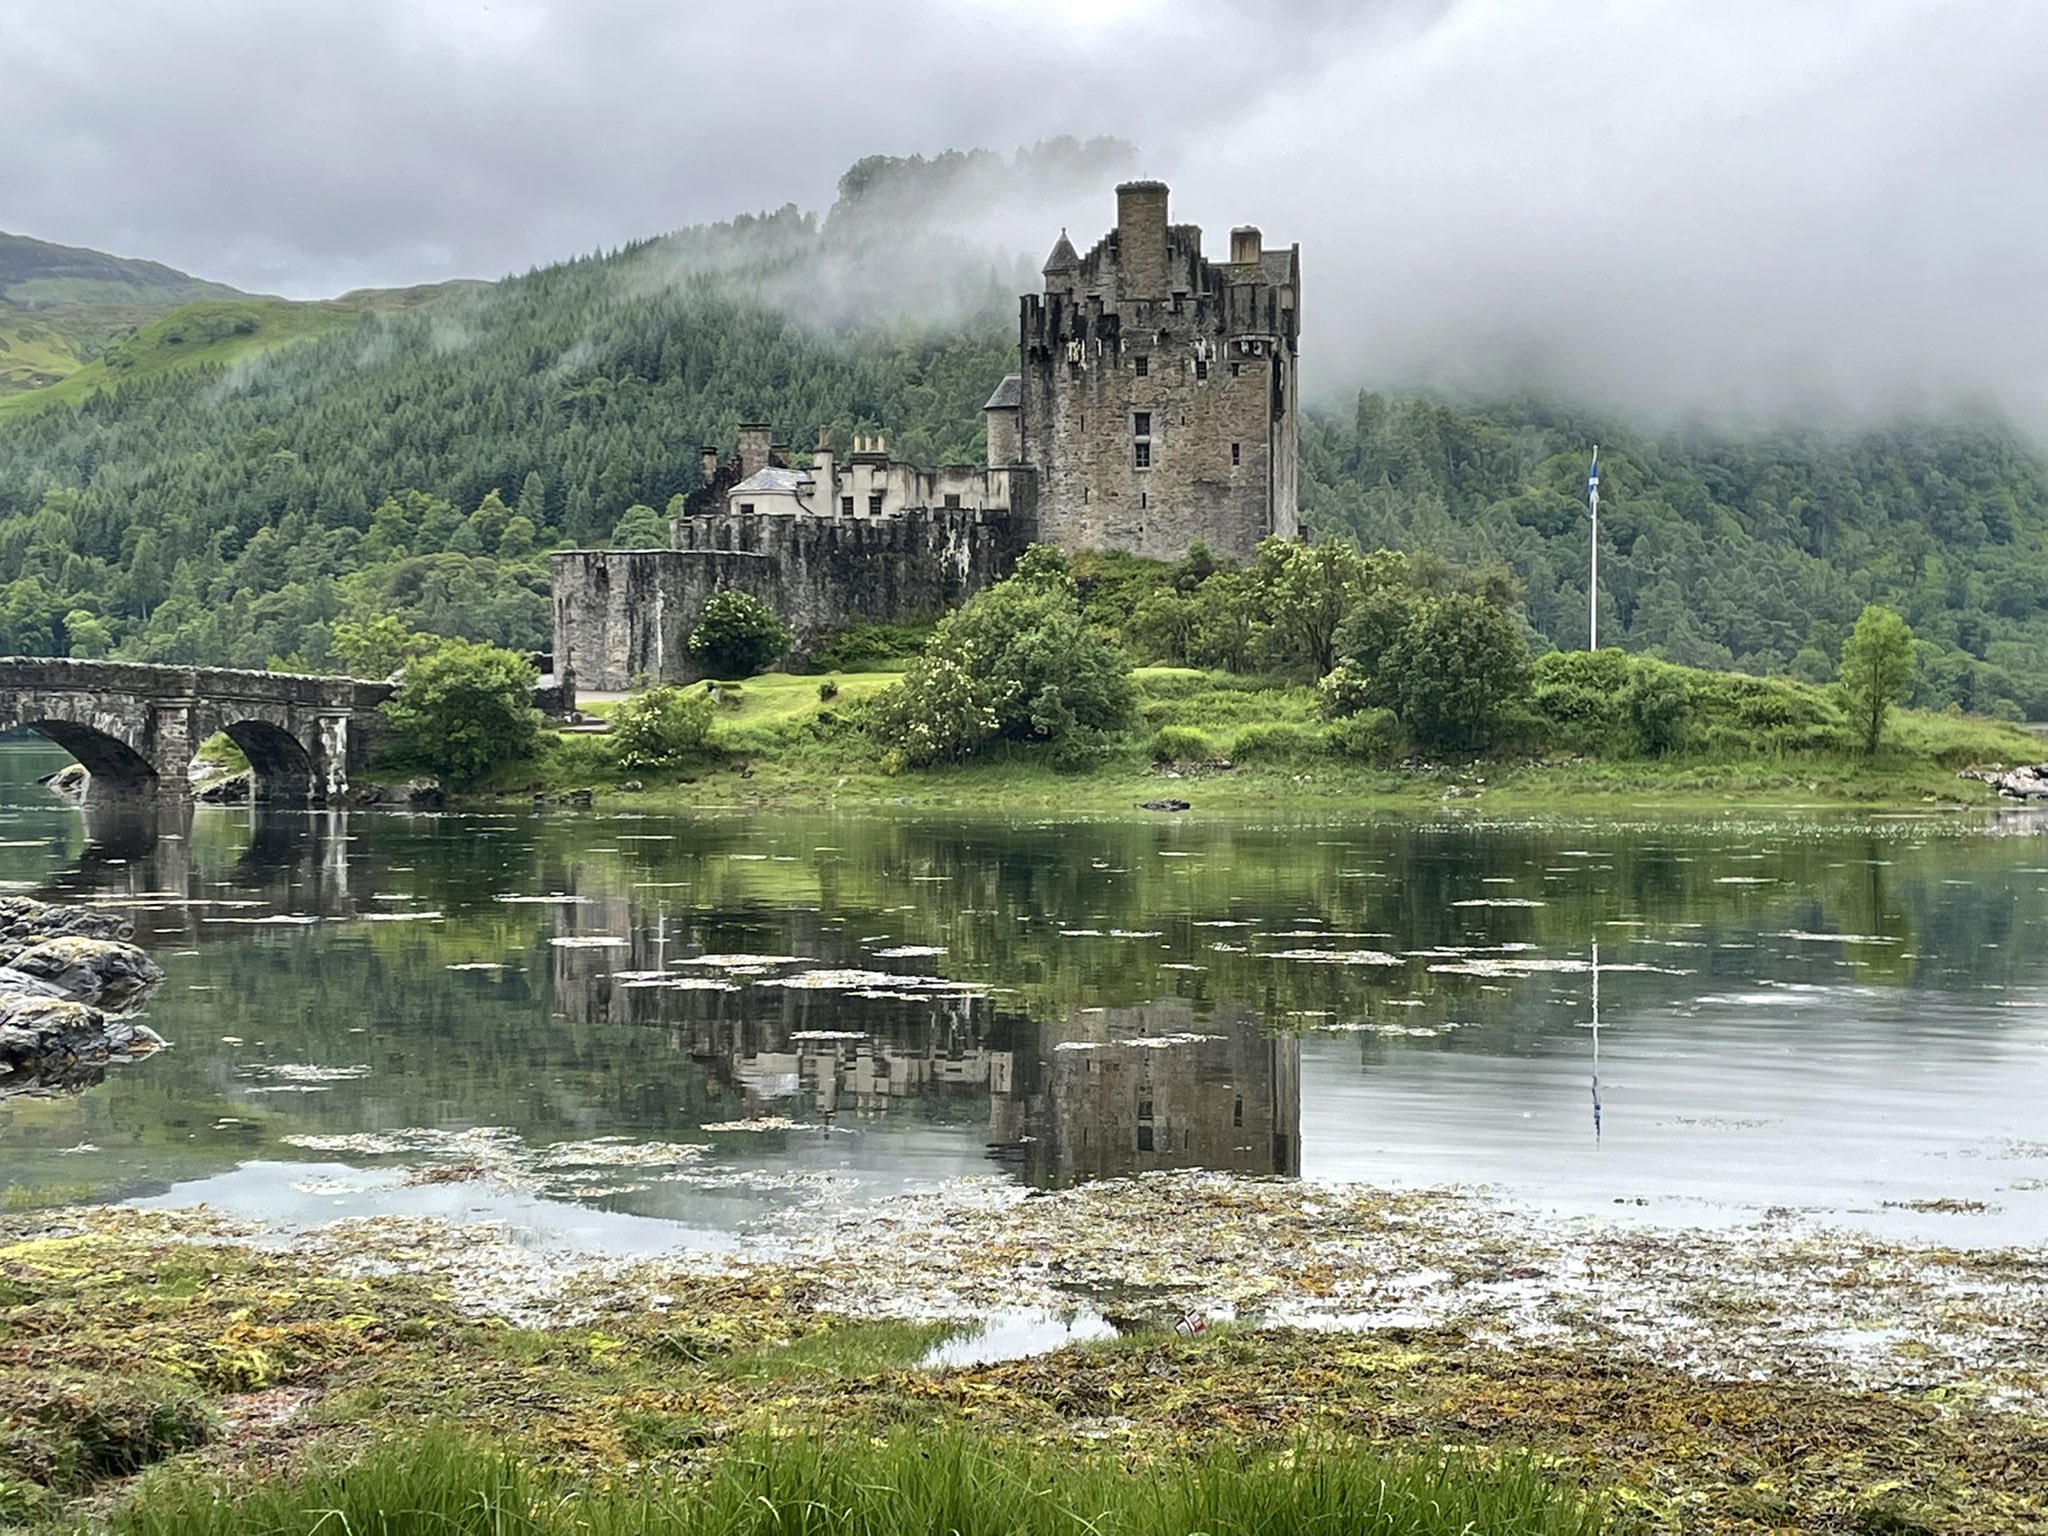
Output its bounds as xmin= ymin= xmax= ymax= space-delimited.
xmin=1 ymin=144 xmax=2045 ymax=717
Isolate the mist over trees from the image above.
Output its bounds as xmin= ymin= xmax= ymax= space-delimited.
xmin=0 ymin=144 xmax=2044 ymax=719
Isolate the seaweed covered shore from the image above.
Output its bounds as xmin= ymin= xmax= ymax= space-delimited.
xmin=4 ymin=1170 xmax=2044 ymax=1533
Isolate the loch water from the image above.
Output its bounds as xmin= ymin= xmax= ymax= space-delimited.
xmin=2 ymin=737 xmax=2045 ymax=1250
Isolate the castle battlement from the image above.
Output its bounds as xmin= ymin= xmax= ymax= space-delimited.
xmin=1016 ymin=181 xmax=1300 ymax=562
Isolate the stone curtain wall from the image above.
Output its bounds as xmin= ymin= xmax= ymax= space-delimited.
xmin=552 ymin=506 xmax=1037 ymax=690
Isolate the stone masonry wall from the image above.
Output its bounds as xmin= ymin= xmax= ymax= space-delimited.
xmin=552 ymin=505 xmax=1037 ymax=691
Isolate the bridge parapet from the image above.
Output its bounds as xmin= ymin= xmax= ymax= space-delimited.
xmin=0 ymin=658 xmax=393 ymax=806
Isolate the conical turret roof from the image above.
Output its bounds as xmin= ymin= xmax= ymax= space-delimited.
xmin=1041 ymin=229 xmax=1079 ymax=274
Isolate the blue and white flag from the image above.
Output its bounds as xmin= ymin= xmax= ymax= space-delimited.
xmin=1586 ymin=447 xmax=1600 ymax=520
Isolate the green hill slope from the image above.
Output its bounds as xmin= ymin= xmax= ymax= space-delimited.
xmin=0 ymin=231 xmax=251 ymax=395
xmin=0 ymin=144 xmax=2044 ymax=719
xmin=0 ymin=284 xmax=485 ymax=422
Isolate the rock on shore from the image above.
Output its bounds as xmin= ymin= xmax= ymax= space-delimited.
xmin=1964 ymin=763 xmax=2048 ymax=799
xmin=0 ymin=897 xmax=166 ymax=1099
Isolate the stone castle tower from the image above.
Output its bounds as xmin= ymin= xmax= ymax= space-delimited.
xmin=986 ymin=181 xmax=1300 ymax=564
xmin=551 ymin=181 xmax=1302 ymax=691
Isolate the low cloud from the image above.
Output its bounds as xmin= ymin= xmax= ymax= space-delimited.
xmin=8 ymin=0 xmax=2044 ymax=424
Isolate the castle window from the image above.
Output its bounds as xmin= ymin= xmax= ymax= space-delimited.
xmin=1230 ymin=361 xmax=1241 ymax=378
xmin=1140 ymin=492 xmax=1147 ymax=510
xmin=1134 ymin=441 xmax=1151 ymax=470
xmin=1234 ymin=1094 xmax=1244 ymax=1128
xmin=841 ymin=496 xmax=854 ymax=516
xmin=738 ymin=503 xmax=755 ymax=515
xmin=943 ymin=493 xmax=961 ymax=509
xmin=1137 ymin=1125 xmax=1155 ymax=1152
xmin=1133 ymin=411 xmax=1151 ymax=437
xmin=867 ymin=492 xmax=884 ymax=515
xmin=1135 ymin=355 xmax=1149 ymax=377
xmin=1195 ymin=359 xmax=1210 ymax=381
xmin=1232 ymin=442 xmax=1241 ymax=466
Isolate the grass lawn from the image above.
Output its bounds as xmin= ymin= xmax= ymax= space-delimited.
xmin=478 ymin=666 xmax=2040 ymax=817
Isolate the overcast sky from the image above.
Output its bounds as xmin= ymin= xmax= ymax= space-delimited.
xmin=13 ymin=0 xmax=2048 ymax=419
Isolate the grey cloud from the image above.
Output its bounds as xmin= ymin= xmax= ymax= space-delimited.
xmin=7 ymin=0 xmax=2045 ymax=422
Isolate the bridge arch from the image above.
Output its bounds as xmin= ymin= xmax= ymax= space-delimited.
xmin=218 ymin=718 xmax=315 ymax=803
xmin=14 ymin=718 xmax=161 ymax=799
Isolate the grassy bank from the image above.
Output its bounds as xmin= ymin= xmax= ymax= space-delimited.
xmin=115 ymin=1432 xmax=1603 ymax=1536
xmin=455 ymin=666 xmax=2042 ymax=815
xmin=2 ymin=1216 xmax=2042 ymax=1533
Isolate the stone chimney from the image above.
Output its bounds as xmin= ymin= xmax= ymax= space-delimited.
xmin=1115 ymin=181 xmax=1170 ymax=300
xmin=812 ymin=427 xmax=836 ymax=511
xmin=1230 ymin=226 xmax=1263 ymax=268
xmin=738 ymin=423 xmax=772 ymax=478
xmin=700 ymin=446 xmax=719 ymax=484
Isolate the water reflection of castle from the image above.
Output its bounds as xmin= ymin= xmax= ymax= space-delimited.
xmin=552 ymin=934 xmax=1299 ymax=1186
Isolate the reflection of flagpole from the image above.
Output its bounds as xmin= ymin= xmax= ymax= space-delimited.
xmin=1591 ymin=939 xmax=1602 ymax=1141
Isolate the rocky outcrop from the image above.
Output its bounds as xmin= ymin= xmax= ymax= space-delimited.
xmin=38 ymin=762 xmax=89 ymax=802
xmin=0 ymin=896 xmax=134 ymax=962
xmin=0 ymin=897 xmax=166 ymax=1100
xmin=1 ymin=936 xmax=165 ymax=1011
xmin=1964 ymin=764 xmax=2048 ymax=800
xmin=349 ymin=777 xmax=444 ymax=809
xmin=195 ymin=769 xmax=253 ymax=804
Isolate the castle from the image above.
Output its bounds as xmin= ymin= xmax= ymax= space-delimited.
xmin=551 ymin=182 xmax=1300 ymax=690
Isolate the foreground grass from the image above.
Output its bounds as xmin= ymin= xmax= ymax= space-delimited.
xmin=2 ymin=1220 xmax=2043 ymax=1532
xmin=115 ymin=1431 xmax=1605 ymax=1536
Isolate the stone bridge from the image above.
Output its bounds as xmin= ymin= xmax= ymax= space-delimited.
xmin=0 ymin=659 xmax=392 ymax=805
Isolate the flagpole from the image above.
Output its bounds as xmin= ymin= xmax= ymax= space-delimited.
xmin=1588 ymin=445 xmax=1600 ymax=651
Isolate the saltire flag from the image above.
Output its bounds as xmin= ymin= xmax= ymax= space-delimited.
xmin=1587 ymin=447 xmax=1600 ymax=520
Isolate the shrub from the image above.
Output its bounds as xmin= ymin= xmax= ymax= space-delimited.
xmin=1316 ymin=659 xmax=1376 ymax=721
xmin=807 ymin=622 xmax=935 ymax=672
xmin=380 ymin=641 xmax=540 ymax=789
xmin=1323 ymin=707 xmax=1402 ymax=763
xmin=1230 ymin=722 xmax=1326 ymax=763
xmin=1626 ymin=660 xmax=1692 ymax=756
xmin=872 ymin=553 xmax=1133 ymax=768
xmin=817 ymin=679 xmax=839 ymax=701
xmin=687 ymin=591 xmax=792 ymax=678
xmin=609 ymin=686 xmax=715 ymax=770
xmin=1378 ymin=593 xmax=1532 ymax=754
xmin=1529 ymin=649 xmax=1637 ymax=756
xmin=1148 ymin=725 xmax=1216 ymax=763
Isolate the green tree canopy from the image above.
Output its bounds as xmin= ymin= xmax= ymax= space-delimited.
xmin=380 ymin=641 xmax=540 ymax=788
xmin=1837 ymin=604 xmax=1916 ymax=754
xmin=874 ymin=550 xmax=1133 ymax=768
xmin=609 ymin=504 xmax=668 ymax=549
